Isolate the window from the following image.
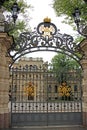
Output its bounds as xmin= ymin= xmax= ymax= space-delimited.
xmin=74 ymin=85 xmax=78 ymax=91
xmin=33 ymin=65 xmax=38 ymax=70
xmin=36 ymin=74 xmax=38 ymax=78
xmin=55 ymin=85 xmax=58 ymax=93
xmin=30 ymin=65 xmax=33 ymax=70
xmin=25 ymin=64 xmax=28 ymax=70
xmin=13 ymin=84 xmax=17 ymax=92
xmin=48 ymin=85 xmax=51 ymax=93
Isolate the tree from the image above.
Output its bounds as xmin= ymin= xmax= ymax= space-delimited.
xmin=53 ymin=0 xmax=87 ymax=25
xmin=53 ymin=0 xmax=87 ymax=45
xmin=51 ymin=53 xmax=80 ymax=70
xmin=2 ymin=0 xmax=32 ymax=39
xmin=51 ymin=53 xmax=80 ymax=82
xmin=83 ymin=0 xmax=87 ymax=3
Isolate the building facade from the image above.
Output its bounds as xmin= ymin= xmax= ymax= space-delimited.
xmin=9 ymin=57 xmax=81 ymax=102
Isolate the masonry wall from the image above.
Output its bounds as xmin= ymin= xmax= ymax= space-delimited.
xmin=80 ymin=39 xmax=87 ymax=126
xmin=0 ymin=33 xmax=12 ymax=128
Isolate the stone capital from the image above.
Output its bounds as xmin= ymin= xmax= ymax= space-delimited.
xmin=0 ymin=33 xmax=13 ymax=50
xmin=80 ymin=39 xmax=87 ymax=57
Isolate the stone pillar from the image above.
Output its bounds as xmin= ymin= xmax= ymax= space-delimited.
xmin=0 ymin=33 xmax=13 ymax=128
xmin=80 ymin=39 xmax=87 ymax=126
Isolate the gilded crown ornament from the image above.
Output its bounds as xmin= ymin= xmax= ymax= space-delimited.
xmin=43 ymin=17 xmax=51 ymax=23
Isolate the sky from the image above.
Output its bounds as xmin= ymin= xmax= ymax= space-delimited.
xmin=24 ymin=0 xmax=76 ymax=63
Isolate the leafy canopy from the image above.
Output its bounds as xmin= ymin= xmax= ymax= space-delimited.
xmin=3 ymin=0 xmax=32 ymax=39
xmin=51 ymin=53 xmax=80 ymax=71
xmin=50 ymin=53 xmax=81 ymax=82
xmin=53 ymin=0 xmax=87 ymax=25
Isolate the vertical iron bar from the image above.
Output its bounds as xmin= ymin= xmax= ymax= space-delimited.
xmin=11 ymin=68 xmax=13 ymax=114
xmin=47 ymin=68 xmax=49 ymax=126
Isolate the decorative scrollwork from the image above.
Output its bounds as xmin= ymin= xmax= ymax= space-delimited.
xmin=8 ymin=19 xmax=83 ymax=67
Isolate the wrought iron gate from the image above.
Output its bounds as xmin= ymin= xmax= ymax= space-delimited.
xmin=10 ymin=65 xmax=82 ymax=127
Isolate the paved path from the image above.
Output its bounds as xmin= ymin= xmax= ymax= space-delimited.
xmin=1 ymin=126 xmax=87 ymax=130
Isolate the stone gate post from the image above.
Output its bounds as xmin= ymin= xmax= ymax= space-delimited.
xmin=80 ymin=39 xmax=87 ymax=126
xmin=0 ymin=33 xmax=13 ymax=128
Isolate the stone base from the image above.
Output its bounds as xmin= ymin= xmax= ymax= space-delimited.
xmin=0 ymin=113 xmax=10 ymax=128
xmin=83 ymin=112 xmax=87 ymax=126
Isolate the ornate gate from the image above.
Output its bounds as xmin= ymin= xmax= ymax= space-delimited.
xmin=8 ymin=18 xmax=83 ymax=127
xmin=10 ymin=64 xmax=82 ymax=126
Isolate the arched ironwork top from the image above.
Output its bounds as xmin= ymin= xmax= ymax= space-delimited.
xmin=8 ymin=18 xmax=83 ymax=67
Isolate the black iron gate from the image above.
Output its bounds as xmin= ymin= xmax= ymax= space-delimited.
xmin=10 ymin=65 xmax=82 ymax=127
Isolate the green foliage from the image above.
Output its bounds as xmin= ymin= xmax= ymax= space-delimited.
xmin=3 ymin=0 xmax=32 ymax=39
xmin=53 ymin=0 xmax=87 ymax=43
xmin=3 ymin=0 xmax=30 ymax=13
xmin=53 ymin=0 xmax=87 ymax=24
xmin=51 ymin=53 xmax=81 ymax=82
xmin=51 ymin=53 xmax=80 ymax=70
xmin=8 ymin=20 xmax=28 ymax=41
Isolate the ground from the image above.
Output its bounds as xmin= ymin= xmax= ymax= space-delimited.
xmin=2 ymin=126 xmax=87 ymax=130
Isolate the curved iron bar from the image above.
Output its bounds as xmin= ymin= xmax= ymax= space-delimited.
xmin=8 ymin=26 xmax=83 ymax=68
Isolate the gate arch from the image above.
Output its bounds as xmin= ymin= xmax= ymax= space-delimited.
xmin=8 ymin=18 xmax=83 ymax=67
xmin=9 ymin=18 xmax=83 ymax=127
